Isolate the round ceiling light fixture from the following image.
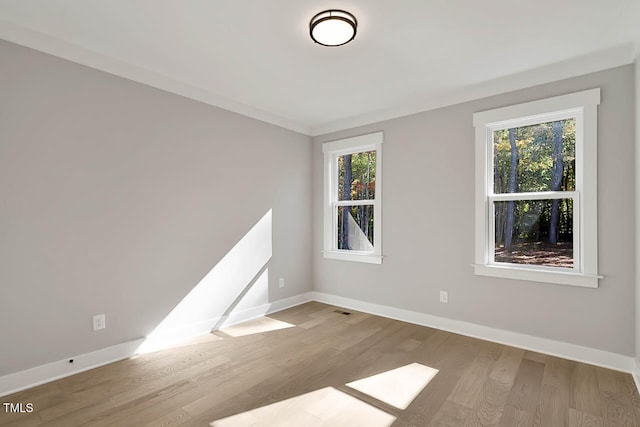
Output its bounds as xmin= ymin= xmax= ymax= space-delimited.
xmin=309 ymin=10 xmax=357 ymax=47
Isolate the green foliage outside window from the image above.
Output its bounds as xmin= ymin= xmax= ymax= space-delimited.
xmin=493 ymin=119 xmax=575 ymax=267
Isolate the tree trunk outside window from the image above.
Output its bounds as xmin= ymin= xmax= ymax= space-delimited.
xmin=549 ymin=121 xmax=564 ymax=244
xmin=505 ymin=128 xmax=518 ymax=253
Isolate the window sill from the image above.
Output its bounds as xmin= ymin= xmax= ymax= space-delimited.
xmin=323 ymin=251 xmax=383 ymax=264
xmin=473 ymin=264 xmax=600 ymax=288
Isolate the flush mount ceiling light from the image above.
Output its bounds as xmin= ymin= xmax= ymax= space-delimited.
xmin=309 ymin=10 xmax=357 ymax=47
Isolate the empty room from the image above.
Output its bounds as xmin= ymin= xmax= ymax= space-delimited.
xmin=1 ymin=1 xmax=640 ymax=426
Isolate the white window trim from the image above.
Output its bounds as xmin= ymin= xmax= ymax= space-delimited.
xmin=473 ymin=89 xmax=601 ymax=287
xmin=322 ymin=132 xmax=383 ymax=264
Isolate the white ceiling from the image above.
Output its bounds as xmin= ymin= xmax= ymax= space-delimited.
xmin=1 ymin=1 xmax=639 ymax=135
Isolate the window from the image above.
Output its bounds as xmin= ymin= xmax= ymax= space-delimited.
xmin=323 ymin=132 xmax=383 ymax=264
xmin=473 ymin=89 xmax=600 ymax=287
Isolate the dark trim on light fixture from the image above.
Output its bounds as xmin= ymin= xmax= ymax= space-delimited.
xmin=309 ymin=9 xmax=357 ymax=47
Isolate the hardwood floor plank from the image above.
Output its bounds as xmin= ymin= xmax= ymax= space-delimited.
xmin=506 ymin=358 xmax=545 ymax=412
xmin=498 ymin=358 xmax=544 ymax=427
xmin=448 ymin=342 xmax=502 ymax=409
xmin=523 ymin=351 xmax=547 ymax=364
xmin=596 ymin=368 xmax=636 ymax=427
xmin=141 ymin=408 xmax=192 ymax=427
xmin=568 ymin=408 xmax=603 ymax=427
xmin=533 ymin=355 xmax=574 ymax=426
xmin=542 ymin=355 xmax=574 ymax=391
xmin=0 ymin=384 xmax=61 ymax=426
xmin=499 ymin=406 xmax=533 ymax=427
xmin=571 ymin=364 xmax=602 ymax=417
xmin=0 ymin=412 xmax=42 ymax=427
xmin=534 ymin=384 xmax=569 ymax=427
xmin=464 ymin=347 xmax=524 ymax=426
xmin=433 ymin=334 xmax=482 ymax=377
xmin=625 ymin=374 xmax=640 ymax=425
xmin=395 ymin=372 xmax=462 ymax=426
xmin=428 ymin=400 xmax=470 ymax=427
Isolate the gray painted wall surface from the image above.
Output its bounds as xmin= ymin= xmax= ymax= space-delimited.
xmin=0 ymin=40 xmax=312 ymax=375
xmin=313 ymin=65 xmax=635 ymax=356
xmin=635 ymin=59 xmax=639 ymax=361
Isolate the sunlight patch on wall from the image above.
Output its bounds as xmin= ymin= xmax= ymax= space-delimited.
xmin=210 ymin=387 xmax=396 ymax=427
xmin=346 ymin=363 xmax=438 ymax=409
xmin=218 ymin=316 xmax=295 ymax=338
xmin=137 ymin=210 xmax=273 ymax=354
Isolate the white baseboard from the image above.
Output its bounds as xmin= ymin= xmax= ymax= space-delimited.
xmin=0 ymin=292 xmax=313 ymax=398
xmin=311 ymin=291 xmax=636 ymax=374
xmin=633 ymin=358 xmax=640 ymax=395
xmin=268 ymin=292 xmax=314 ymax=313
xmin=0 ymin=338 xmax=144 ymax=398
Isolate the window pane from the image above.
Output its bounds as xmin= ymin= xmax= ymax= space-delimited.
xmin=338 ymin=151 xmax=376 ymax=201
xmin=494 ymin=199 xmax=573 ymax=268
xmin=337 ymin=205 xmax=374 ymax=251
xmin=493 ymin=118 xmax=575 ymax=193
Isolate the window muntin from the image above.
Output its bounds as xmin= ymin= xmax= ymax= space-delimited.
xmin=323 ymin=133 xmax=383 ymax=264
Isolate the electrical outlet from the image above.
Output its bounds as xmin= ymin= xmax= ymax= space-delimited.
xmin=278 ymin=278 xmax=285 ymax=288
xmin=93 ymin=314 xmax=106 ymax=331
xmin=439 ymin=291 xmax=449 ymax=304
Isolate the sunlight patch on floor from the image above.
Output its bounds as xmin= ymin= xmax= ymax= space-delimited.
xmin=346 ymin=362 xmax=439 ymax=409
xmin=218 ymin=317 xmax=295 ymax=338
xmin=210 ymin=387 xmax=396 ymax=427
xmin=131 ymin=332 xmax=223 ymax=357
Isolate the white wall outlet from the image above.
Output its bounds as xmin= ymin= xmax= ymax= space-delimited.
xmin=93 ymin=314 xmax=106 ymax=331
xmin=439 ymin=291 xmax=449 ymax=303
xmin=278 ymin=278 xmax=285 ymax=288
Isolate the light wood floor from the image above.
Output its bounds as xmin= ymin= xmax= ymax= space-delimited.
xmin=1 ymin=302 xmax=639 ymax=426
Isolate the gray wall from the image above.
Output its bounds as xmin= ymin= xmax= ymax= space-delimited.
xmin=634 ymin=56 xmax=640 ymax=362
xmin=313 ymin=65 xmax=636 ymax=356
xmin=0 ymin=40 xmax=312 ymax=375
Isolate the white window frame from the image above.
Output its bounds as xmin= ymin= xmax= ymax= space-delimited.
xmin=322 ymin=132 xmax=383 ymax=264
xmin=473 ymin=89 xmax=601 ymax=287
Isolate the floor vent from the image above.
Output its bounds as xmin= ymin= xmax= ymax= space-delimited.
xmin=334 ymin=310 xmax=352 ymax=315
